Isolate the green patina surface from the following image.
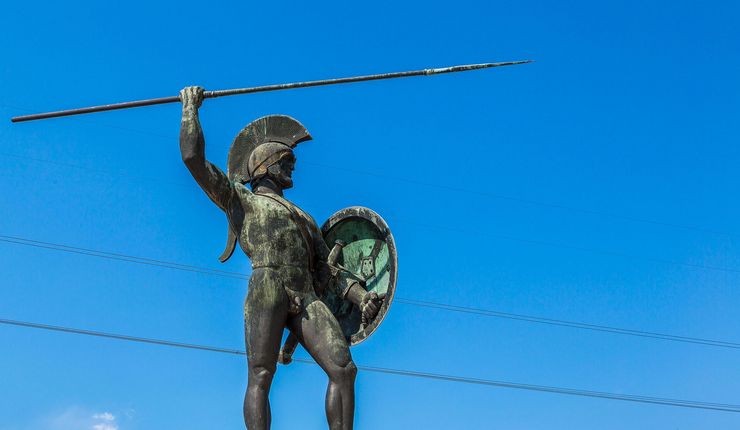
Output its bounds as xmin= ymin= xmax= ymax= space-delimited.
xmin=341 ymin=239 xmax=390 ymax=296
xmin=323 ymin=217 xmax=391 ymax=340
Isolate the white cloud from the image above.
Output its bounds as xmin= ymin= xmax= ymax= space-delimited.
xmin=40 ymin=408 xmax=120 ymax=430
xmin=91 ymin=412 xmax=118 ymax=430
xmin=92 ymin=412 xmax=115 ymax=422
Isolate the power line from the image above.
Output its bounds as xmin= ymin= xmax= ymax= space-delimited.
xmin=2 ymin=317 xmax=739 ymax=413
xmin=3 ymin=150 xmax=740 ymax=276
xmin=2 ymin=234 xmax=739 ymax=351
xmin=0 ymin=317 xmax=245 ymax=355
xmin=0 ymin=235 xmax=247 ymax=280
xmin=394 ymin=298 xmax=740 ymax=350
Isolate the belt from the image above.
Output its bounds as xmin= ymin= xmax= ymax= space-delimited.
xmin=252 ymin=263 xmax=310 ymax=270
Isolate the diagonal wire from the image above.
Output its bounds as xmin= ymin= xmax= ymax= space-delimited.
xmin=394 ymin=298 xmax=740 ymax=349
xmin=2 ymin=148 xmax=738 ymax=275
xmin=0 ymin=235 xmax=248 ymax=280
xmin=1 ymin=234 xmax=739 ymax=351
xmin=3 ymin=150 xmax=740 ymax=276
xmin=2 ymin=317 xmax=739 ymax=413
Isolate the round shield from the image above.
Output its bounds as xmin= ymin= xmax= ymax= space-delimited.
xmin=321 ymin=206 xmax=397 ymax=346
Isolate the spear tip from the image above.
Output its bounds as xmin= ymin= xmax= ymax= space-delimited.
xmin=484 ymin=59 xmax=534 ymax=67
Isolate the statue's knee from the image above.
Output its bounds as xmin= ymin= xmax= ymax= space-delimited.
xmin=346 ymin=361 xmax=358 ymax=380
xmin=330 ymin=360 xmax=357 ymax=384
xmin=249 ymin=365 xmax=275 ymax=388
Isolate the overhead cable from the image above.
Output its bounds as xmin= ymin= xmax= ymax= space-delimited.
xmin=2 ymin=317 xmax=739 ymax=413
xmin=0 ymin=234 xmax=247 ymax=280
xmin=395 ymin=298 xmax=740 ymax=350
xmin=2 ymin=149 xmax=738 ymax=274
xmin=2 ymin=234 xmax=738 ymax=351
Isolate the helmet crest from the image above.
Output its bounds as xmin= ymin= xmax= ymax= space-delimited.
xmin=227 ymin=115 xmax=311 ymax=184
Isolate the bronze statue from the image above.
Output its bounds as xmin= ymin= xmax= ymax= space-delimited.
xmin=11 ymin=61 xmax=529 ymax=428
xmin=179 ymin=86 xmax=397 ymax=430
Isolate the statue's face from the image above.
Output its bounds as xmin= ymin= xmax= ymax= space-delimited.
xmin=273 ymin=153 xmax=296 ymax=189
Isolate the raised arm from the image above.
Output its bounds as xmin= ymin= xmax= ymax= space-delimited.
xmin=179 ymin=86 xmax=234 ymax=211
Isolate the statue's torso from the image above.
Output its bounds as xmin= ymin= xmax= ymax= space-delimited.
xmin=232 ymin=184 xmax=321 ymax=275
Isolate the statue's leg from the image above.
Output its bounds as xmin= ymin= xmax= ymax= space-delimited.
xmin=288 ymin=297 xmax=356 ymax=430
xmin=243 ymin=269 xmax=289 ymax=430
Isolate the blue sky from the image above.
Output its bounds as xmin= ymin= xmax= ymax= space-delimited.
xmin=2 ymin=0 xmax=740 ymax=428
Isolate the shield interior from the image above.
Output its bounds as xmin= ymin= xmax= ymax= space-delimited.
xmin=321 ymin=207 xmax=397 ymax=346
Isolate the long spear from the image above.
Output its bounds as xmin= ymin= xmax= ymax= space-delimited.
xmin=10 ymin=60 xmax=532 ymax=123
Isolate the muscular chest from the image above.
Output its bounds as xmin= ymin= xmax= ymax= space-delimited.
xmin=238 ymin=195 xmax=320 ymax=254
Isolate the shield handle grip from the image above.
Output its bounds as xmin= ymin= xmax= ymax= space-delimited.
xmin=327 ymin=240 xmax=345 ymax=267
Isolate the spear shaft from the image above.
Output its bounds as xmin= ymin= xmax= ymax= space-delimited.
xmin=10 ymin=60 xmax=532 ymax=123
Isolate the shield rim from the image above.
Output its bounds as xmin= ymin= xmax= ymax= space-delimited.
xmin=321 ymin=206 xmax=397 ymax=346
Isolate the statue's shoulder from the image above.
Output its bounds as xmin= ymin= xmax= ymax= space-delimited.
xmin=233 ymin=182 xmax=258 ymax=202
xmin=235 ymin=185 xmax=287 ymax=214
xmin=231 ymin=182 xmax=266 ymax=214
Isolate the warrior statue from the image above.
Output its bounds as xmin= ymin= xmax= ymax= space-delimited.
xmin=179 ymin=86 xmax=397 ymax=430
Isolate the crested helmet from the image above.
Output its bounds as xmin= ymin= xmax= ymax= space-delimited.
xmin=247 ymin=141 xmax=293 ymax=183
xmin=227 ymin=115 xmax=311 ymax=185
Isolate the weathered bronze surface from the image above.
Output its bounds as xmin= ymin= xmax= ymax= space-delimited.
xmin=279 ymin=207 xmax=398 ymax=364
xmin=178 ymin=86 xmax=391 ymax=430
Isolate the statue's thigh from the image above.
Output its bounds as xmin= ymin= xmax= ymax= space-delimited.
xmin=244 ymin=272 xmax=289 ymax=367
xmin=289 ymin=298 xmax=352 ymax=370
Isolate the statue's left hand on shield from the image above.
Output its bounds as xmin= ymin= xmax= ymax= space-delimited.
xmin=360 ymin=291 xmax=385 ymax=322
